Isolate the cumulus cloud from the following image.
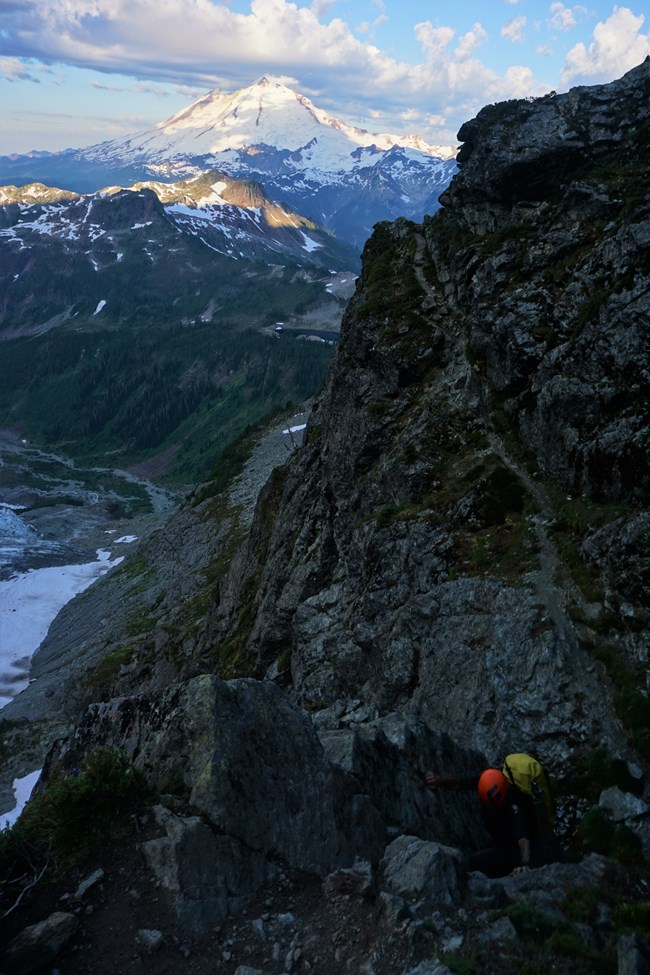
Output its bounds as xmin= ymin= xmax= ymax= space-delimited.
xmin=454 ymin=23 xmax=488 ymax=62
xmin=561 ymin=6 xmax=650 ymax=84
xmin=548 ymin=3 xmax=587 ymax=33
xmin=501 ymin=16 xmax=526 ymax=42
xmin=310 ymin=0 xmax=335 ymax=17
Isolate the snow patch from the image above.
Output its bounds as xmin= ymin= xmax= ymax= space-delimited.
xmin=1 ymin=769 xmax=42 ymax=830
xmin=300 ymin=232 xmax=322 ymax=253
xmin=93 ymin=299 xmax=107 ymax=315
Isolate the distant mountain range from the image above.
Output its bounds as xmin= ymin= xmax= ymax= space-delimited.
xmin=0 ymin=77 xmax=457 ymax=482
xmin=0 ymin=171 xmax=358 ymax=334
xmin=0 ymin=168 xmax=357 ymax=482
xmin=0 ymin=76 xmax=457 ymax=249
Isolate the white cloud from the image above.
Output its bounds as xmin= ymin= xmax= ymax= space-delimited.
xmin=414 ymin=22 xmax=456 ymax=58
xmin=505 ymin=0 xmax=522 ymax=4
xmin=561 ymin=7 xmax=650 ymax=84
xmin=501 ymin=16 xmax=526 ymax=42
xmin=504 ymin=64 xmax=537 ymax=94
xmin=0 ymin=56 xmax=41 ymax=83
xmin=454 ymin=23 xmax=488 ymax=62
xmin=548 ymin=2 xmax=587 ymax=33
xmin=537 ymin=44 xmax=554 ymax=57
xmin=311 ymin=0 xmax=335 ymax=17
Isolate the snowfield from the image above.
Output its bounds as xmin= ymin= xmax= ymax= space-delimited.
xmin=0 ymin=549 xmax=124 ymax=710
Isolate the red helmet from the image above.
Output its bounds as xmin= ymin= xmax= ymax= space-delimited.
xmin=478 ymin=769 xmax=509 ymax=806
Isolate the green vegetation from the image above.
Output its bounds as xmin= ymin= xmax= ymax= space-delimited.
xmin=567 ymin=749 xmax=644 ymax=799
xmin=352 ymin=221 xmax=425 ymax=328
xmin=575 ymin=807 xmax=641 ymax=862
xmin=547 ymin=489 xmax=630 ymax=603
xmin=439 ymin=954 xmax=477 ymax=975
xmin=0 ymin=447 xmax=153 ymax=515
xmin=0 ymin=748 xmax=151 ymax=876
xmin=0 ymin=322 xmax=333 ymax=486
xmin=489 ymin=901 xmax=616 ymax=974
xmin=82 ymin=646 xmax=135 ymax=699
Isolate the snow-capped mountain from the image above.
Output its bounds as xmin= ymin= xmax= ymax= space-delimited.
xmin=0 ymin=77 xmax=457 ymax=249
xmin=88 ymin=76 xmax=455 ymax=171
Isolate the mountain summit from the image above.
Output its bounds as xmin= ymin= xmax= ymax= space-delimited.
xmin=109 ymin=75 xmax=455 ymax=167
xmin=0 ymin=77 xmax=458 ymax=248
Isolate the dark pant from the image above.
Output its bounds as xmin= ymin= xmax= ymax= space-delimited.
xmin=467 ymin=845 xmax=520 ymax=878
xmin=467 ymin=833 xmax=563 ymax=878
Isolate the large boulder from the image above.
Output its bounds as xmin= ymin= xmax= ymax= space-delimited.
xmin=381 ymin=835 xmax=465 ymax=908
xmin=44 ymin=675 xmax=341 ymax=874
xmin=3 ymin=912 xmax=79 ymax=975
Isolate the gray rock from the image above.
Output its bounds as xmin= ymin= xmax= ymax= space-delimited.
xmin=191 ymin=62 xmax=648 ymax=771
xmin=378 ymin=891 xmax=411 ymax=928
xmin=498 ymin=853 xmax=609 ymax=901
xmin=74 ymin=868 xmax=105 ymax=900
xmin=402 ymin=961 xmax=453 ymax=975
xmin=381 ymin=835 xmax=465 ymax=907
xmin=322 ymin=860 xmax=374 ymax=898
xmin=467 ymin=872 xmax=510 ymax=909
xmin=136 ymin=929 xmax=165 ymax=954
xmin=618 ymin=933 xmax=650 ymax=975
xmin=319 ymin=713 xmax=489 ymax=854
xmin=484 ymin=915 xmax=518 ymax=943
xmin=4 ymin=911 xmax=79 ymax=975
xmin=46 ymin=676 xmax=341 ymax=874
xmin=276 ymin=912 xmax=296 ymax=928
xmin=467 ymin=854 xmax=609 ymax=923
xmin=142 ymin=804 xmax=273 ymax=936
xmin=599 ymin=786 xmax=650 ymax=822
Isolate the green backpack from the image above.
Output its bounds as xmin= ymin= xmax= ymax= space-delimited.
xmin=502 ymin=752 xmax=555 ymax=834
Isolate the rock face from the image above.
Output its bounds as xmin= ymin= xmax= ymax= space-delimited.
xmin=197 ymin=60 xmax=650 ymax=768
xmin=41 ymin=681 xmax=489 ymax=929
xmin=438 ymin=61 xmax=649 ymax=505
xmin=50 ymin=685 xmax=491 ymax=872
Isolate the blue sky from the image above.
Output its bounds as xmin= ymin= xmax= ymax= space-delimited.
xmin=1 ymin=0 xmax=649 ymax=153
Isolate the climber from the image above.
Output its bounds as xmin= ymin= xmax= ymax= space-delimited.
xmin=423 ymin=764 xmax=561 ymax=878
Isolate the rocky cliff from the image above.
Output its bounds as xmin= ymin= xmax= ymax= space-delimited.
xmin=195 ymin=58 xmax=649 ymax=770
